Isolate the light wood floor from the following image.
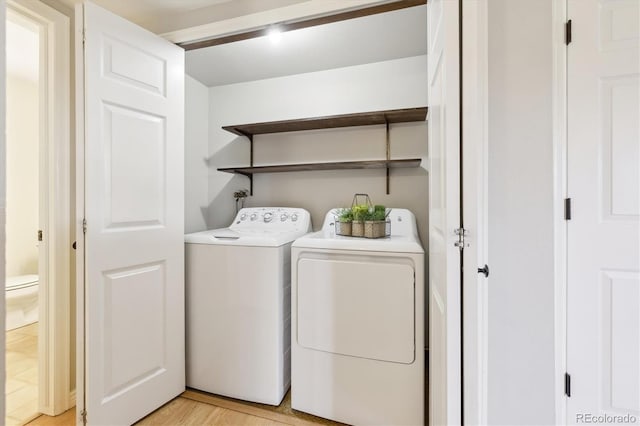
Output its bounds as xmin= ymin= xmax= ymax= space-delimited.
xmin=26 ymin=389 xmax=341 ymax=426
xmin=6 ymin=323 xmax=39 ymax=426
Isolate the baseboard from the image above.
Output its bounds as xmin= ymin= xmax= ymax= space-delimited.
xmin=69 ymin=389 xmax=76 ymax=408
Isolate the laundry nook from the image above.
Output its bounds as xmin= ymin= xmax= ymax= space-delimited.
xmin=2 ymin=0 xmax=637 ymax=425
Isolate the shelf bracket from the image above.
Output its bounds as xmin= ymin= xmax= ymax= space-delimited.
xmin=249 ymin=134 xmax=254 ymax=195
xmin=236 ymin=171 xmax=253 ymax=195
xmin=385 ymin=120 xmax=390 ymax=194
xmin=235 ymin=131 xmax=254 ymax=195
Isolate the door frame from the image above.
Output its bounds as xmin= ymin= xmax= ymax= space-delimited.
xmin=73 ymin=3 xmax=86 ymax=422
xmin=461 ymin=0 xmax=489 ymax=423
xmin=460 ymin=0 xmax=569 ymax=423
xmin=551 ymin=0 xmax=568 ymax=424
xmin=6 ymin=0 xmax=72 ymax=416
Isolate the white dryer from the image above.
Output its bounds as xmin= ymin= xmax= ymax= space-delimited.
xmin=291 ymin=208 xmax=425 ymax=425
xmin=185 ymin=207 xmax=311 ymax=405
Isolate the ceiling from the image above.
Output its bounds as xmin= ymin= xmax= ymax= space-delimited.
xmin=57 ymin=0 xmax=235 ymax=14
xmin=186 ymin=5 xmax=427 ymax=87
xmin=57 ymin=0 xmax=309 ymax=34
xmin=6 ymin=19 xmax=39 ymax=83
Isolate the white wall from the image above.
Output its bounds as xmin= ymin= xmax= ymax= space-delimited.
xmin=5 ymin=75 xmax=39 ymax=277
xmin=207 ymin=56 xmax=429 ymax=244
xmin=185 ymin=75 xmax=210 ymax=233
xmin=486 ymin=0 xmax=556 ymax=424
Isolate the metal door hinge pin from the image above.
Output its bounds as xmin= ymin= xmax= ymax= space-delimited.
xmin=454 ymin=228 xmax=469 ymax=250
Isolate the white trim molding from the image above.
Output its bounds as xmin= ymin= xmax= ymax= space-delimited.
xmin=461 ymin=0 xmax=490 ymax=423
xmin=7 ymin=0 xmax=72 ymax=416
xmin=0 ymin=0 xmax=7 ymax=420
xmin=73 ymin=3 xmax=86 ymax=422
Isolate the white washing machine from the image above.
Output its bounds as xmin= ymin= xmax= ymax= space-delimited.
xmin=291 ymin=208 xmax=425 ymax=425
xmin=185 ymin=207 xmax=311 ymax=405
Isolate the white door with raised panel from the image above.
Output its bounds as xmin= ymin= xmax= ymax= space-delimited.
xmin=566 ymin=0 xmax=639 ymax=423
xmin=77 ymin=2 xmax=185 ymax=424
xmin=427 ymin=0 xmax=461 ymax=424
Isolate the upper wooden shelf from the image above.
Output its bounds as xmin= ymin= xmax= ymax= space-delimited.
xmin=222 ymin=107 xmax=428 ymax=138
xmin=218 ymin=159 xmax=422 ymax=175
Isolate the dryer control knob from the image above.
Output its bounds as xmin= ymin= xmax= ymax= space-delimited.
xmin=264 ymin=212 xmax=273 ymax=223
xmin=240 ymin=213 xmax=247 ymax=221
xmin=291 ymin=213 xmax=298 ymax=222
xmin=250 ymin=213 xmax=257 ymax=221
xmin=280 ymin=213 xmax=289 ymax=222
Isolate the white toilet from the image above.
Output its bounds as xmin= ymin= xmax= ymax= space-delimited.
xmin=6 ymin=274 xmax=39 ymax=331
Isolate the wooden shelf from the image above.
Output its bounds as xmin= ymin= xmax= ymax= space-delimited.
xmin=222 ymin=107 xmax=427 ymax=137
xmin=218 ymin=159 xmax=422 ymax=175
xmin=219 ymin=106 xmax=427 ymax=194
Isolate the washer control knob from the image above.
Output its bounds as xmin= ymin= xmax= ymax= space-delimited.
xmin=280 ymin=213 xmax=289 ymax=222
xmin=264 ymin=212 xmax=273 ymax=223
xmin=291 ymin=213 xmax=298 ymax=222
xmin=250 ymin=213 xmax=257 ymax=221
xmin=240 ymin=213 xmax=247 ymax=221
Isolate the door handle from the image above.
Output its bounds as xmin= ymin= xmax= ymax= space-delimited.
xmin=477 ymin=264 xmax=489 ymax=277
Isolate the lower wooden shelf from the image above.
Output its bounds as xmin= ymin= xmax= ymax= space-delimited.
xmin=217 ymin=158 xmax=421 ymax=175
xmin=218 ymin=158 xmax=422 ymax=195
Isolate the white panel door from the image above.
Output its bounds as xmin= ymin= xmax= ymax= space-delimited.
xmin=567 ymin=0 xmax=640 ymax=424
xmin=427 ymin=0 xmax=462 ymax=424
xmin=79 ymin=2 xmax=185 ymax=424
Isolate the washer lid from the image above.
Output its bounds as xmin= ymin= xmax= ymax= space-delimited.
xmin=185 ymin=228 xmax=309 ymax=247
xmin=6 ymin=274 xmax=38 ymax=290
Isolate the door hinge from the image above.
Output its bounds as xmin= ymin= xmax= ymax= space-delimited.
xmin=82 ymin=29 xmax=86 ymax=46
xmin=80 ymin=409 xmax=87 ymax=425
xmin=37 ymin=230 xmax=43 ymax=242
xmin=454 ymin=228 xmax=469 ymax=250
xmin=565 ymin=19 xmax=572 ymax=45
xmin=82 ymin=219 xmax=87 ymax=234
xmin=564 ymin=198 xmax=572 ymax=220
xmin=565 ymin=372 xmax=571 ymax=397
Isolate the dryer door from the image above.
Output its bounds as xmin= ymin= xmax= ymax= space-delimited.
xmin=297 ymin=257 xmax=415 ymax=364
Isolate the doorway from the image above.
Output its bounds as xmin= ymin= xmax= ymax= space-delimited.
xmin=5 ymin=0 xmax=73 ymax=421
xmin=5 ymin=11 xmax=40 ymax=425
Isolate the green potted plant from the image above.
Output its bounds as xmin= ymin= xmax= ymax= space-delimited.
xmin=334 ymin=208 xmax=353 ymax=236
xmin=351 ymin=204 xmax=369 ymax=237
xmin=364 ymin=205 xmax=388 ymax=238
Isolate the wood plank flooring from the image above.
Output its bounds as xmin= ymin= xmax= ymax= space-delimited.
xmin=137 ymin=397 xmax=288 ymax=426
xmin=26 ymin=390 xmax=341 ymax=426
xmin=6 ymin=323 xmax=39 ymax=426
xmin=24 ymin=408 xmax=74 ymax=426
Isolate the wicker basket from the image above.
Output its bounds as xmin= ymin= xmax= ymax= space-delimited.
xmin=364 ymin=220 xmax=386 ymax=238
xmin=351 ymin=221 xmax=364 ymax=237
xmin=333 ymin=194 xmax=392 ymax=238
xmin=335 ymin=221 xmax=352 ymax=236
